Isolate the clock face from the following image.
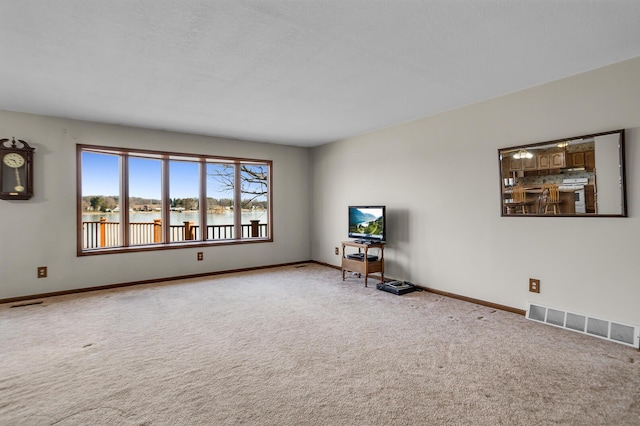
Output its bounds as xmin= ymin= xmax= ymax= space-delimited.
xmin=3 ymin=152 xmax=25 ymax=168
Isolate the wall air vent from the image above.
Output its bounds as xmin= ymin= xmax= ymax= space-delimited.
xmin=526 ymin=302 xmax=640 ymax=348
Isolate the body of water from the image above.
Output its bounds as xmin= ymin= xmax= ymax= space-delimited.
xmin=82 ymin=210 xmax=268 ymax=225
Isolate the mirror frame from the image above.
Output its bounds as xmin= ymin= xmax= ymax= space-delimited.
xmin=498 ymin=129 xmax=627 ymax=218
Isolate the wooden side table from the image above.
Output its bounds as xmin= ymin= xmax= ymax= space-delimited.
xmin=341 ymin=241 xmax=385 ymax=287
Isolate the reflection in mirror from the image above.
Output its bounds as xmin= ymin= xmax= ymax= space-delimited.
xmin=499 ymin=129 xmax=626 ymax=217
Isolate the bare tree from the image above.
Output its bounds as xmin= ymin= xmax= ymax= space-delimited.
xmin=208 ymin=164 xmax=268 ymax=208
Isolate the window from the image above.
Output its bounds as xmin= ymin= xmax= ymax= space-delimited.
xmin=169 ymin=159 xmax=200 ymax=242
xmin=78 ymin=145 xmax=272 ymax=255
xmin=128 ymin=156 xmax=163 ymax=245
xmin=81 ymin=151 xmax=121 ymax=248
xmin=240 ymin=164 xmax=269 ymax=238
xmin=206 ymin=162 xmax=235 ymax=240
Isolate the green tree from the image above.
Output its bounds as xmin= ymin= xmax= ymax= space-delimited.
xmin=90 ymin=196 xmax=104 ymax=211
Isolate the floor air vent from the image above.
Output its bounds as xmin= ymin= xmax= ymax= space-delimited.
xmin=526 ymin=302 xmax=640 ymax=348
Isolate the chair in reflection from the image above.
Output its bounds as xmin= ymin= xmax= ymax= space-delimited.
xmin=507 ymin=186 xmax=535 ymax=214
xmin=537 ymin=188 xmax=549 ymax=214
xmin=542 ymin=184 xmax=562 ymax=214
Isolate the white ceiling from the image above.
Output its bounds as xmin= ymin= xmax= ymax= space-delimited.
xmin=2 ymin=1 xmax=640 ymax=147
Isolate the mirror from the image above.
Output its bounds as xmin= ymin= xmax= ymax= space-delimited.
xmin=499 ymin=129 xmax=626 ymax=217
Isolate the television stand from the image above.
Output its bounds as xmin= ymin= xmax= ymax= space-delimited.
xmin=346 ymin=253 xmax=379 ymax=262
xmin=341 ymin=241 xmax=385 ymax=287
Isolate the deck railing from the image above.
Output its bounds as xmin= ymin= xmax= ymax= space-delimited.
xmin=206 ymin=224 xmax=234 ymax=240
xmin=243 ymin=220 xmax=268 ymax=238
xmin=129 ymin=220 xmax=159 ymax=245
xmin=169 ymin=221 xmax=199 ymax=242
xmin=82 ymin=218 xmax=267 ymax=249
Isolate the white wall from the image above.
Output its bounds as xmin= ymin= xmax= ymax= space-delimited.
xmin=0 ymin=111 xmax=311 ymax=300
xmin=311 ymin=57 xmax=640 ymax=326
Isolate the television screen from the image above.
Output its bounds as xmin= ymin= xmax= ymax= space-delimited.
xmin=348 ymin=206 xmax=386 ymax=242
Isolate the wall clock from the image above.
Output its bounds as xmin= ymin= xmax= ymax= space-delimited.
xmin=0 ymin=137 xmax=35 ymax=200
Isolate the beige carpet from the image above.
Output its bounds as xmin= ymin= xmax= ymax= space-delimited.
xmin=1 ymin=263 xmax=639 ymax=425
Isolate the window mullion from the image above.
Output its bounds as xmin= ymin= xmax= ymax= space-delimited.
xmin=162 ymin=157 xmax=170 ymax=244
xmin=199 ymin=159 xmax=206 ymax=241
xmin=234 ymin=162 xmax=242 ymax=239
xmin=121 ymin=153 xmax=130 ymax=247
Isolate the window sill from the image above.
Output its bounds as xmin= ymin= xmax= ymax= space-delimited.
xmin=78 ymin=237 xmax=273 ymax=256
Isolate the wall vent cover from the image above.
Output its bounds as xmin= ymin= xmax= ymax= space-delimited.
xmin=526 ymin=302 xmax=640 ymax=348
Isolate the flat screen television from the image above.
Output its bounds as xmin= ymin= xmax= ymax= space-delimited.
xmin=348 ymin=205 xmax=386 ymax=242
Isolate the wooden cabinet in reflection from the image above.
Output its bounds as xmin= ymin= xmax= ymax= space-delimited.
xmin=585 ymin=151 xmax=595 ymax=170
xmin=568 ymin=151 xmax=585 ymax=167
xmin=549 ymin=151 xmax=565 ymax=169
xmin=566 ymin=150 xmax=594 ymax=170
xmin=535 ymin=151 xmax=565 ymax=171
xmin=507 ymin=150 xmax=591 ymax=174
xmin=537 ymin=153 xmax=550 ymax=169
xmin=523 ymin=156 xmax=537 ymax=170
xmin=508 ymin=157 xmax=521 ymax=171
xmin=509 ymin=155 xmax=537 ymax=171
xmin=585 ymin=184 xmax=596 ymax=213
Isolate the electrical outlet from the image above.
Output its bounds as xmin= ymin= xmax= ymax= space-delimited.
xmin=197 ymin=252 xmax=203 ymax=261
xmin=37 ymin=266 xmax=47 ymax=278
xmin=529 ymin=278 xmax=540 ymax=293
xmin=335 ymin=247 xmax=339 ymax=255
